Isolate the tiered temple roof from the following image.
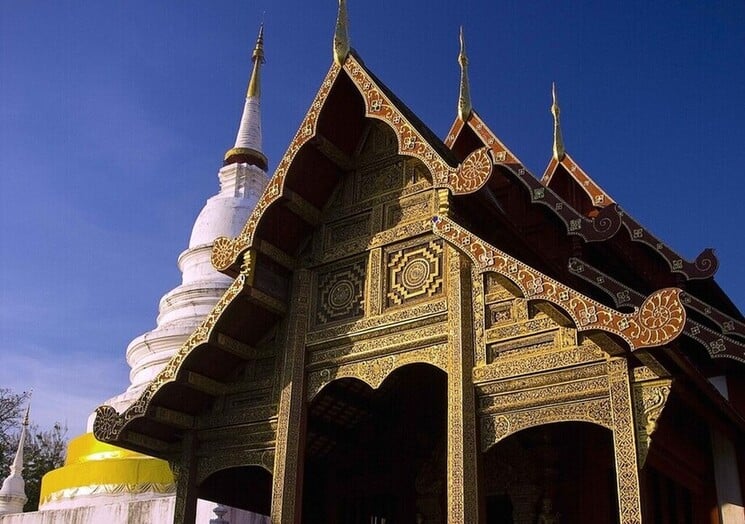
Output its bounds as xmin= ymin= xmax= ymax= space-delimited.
xmin=93 ymin=0 xmax=744 ymax=461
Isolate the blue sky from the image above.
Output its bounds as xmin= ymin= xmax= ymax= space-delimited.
xmin=1 ymin=1 xmax=744 ymax=432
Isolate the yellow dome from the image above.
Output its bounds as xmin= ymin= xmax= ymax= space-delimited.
xmin=39 ymin=433 xmax=174 ymax=508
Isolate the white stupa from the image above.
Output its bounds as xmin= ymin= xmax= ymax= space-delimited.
xmin=33 ymin=25 xmax=270 ymax=521
xmin=103 ymin=23 xmax=269 ymax=416
xmin=0 ymin=405 xmax=29 ymax=516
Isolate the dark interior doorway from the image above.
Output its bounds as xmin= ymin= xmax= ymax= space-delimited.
xmin=302 ymin=363 xmax=448 ymax=523
xmin=482 ymin=422 xmax=619 ymax=524
xmin=199 ymin=465 xmax=272 ymax=516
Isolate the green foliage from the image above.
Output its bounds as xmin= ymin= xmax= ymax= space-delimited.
xmin=0 ymin=389 xmax=67 ymax=512
xmin=0 ymin=388 xmax=29 ymax=478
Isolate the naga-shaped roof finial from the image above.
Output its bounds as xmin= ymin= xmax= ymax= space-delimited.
xmin=457 ymin=26 xmax=472 ymax=122
xmin=551 ymin=82 xmax=565 ymax=161
xmin=333 ymin=0 xmax=350 ymax=66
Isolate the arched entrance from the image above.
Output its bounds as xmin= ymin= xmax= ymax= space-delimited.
xmin=199 ymin=465 xmax=272 ymax=517
xmin=482 ymin=422 xmax=618 ymax=524
xmin=302 ymin=363 xmax=447 ymax=523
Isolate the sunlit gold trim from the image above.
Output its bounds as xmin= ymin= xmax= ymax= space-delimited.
xmin=224 ymin=146 xmax=268 ymax=166
xmin=40 ymin=483 xmax=175 ymax=506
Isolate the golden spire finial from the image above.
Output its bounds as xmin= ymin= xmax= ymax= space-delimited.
xmin=551 ymin=82 xmax=565 ymax=161
xmin=247 ymin=22 xmax=265 ymax=98
xmin=333 ymin=0 xmax=350 ymax=66
xmin=457 ymin=26 xmax=472 ymax=122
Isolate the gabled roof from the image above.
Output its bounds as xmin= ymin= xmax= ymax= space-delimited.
xmin=93 ymin=26 xmax=744 ymax=456
xmin=92 ymin=48 xmax=507 ymax=453
xmin=443 ymin=82 xmax=745 ymax=369
xmin=542 ymin=152 xmax=719 ymax=281
xmin=210 ymin=51 xmax=495 ymax=277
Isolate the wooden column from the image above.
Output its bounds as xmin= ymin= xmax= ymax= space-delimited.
xmin=271 ymin=269 xmax=311 ymax=523
xmin=173 ymin=431 xmax=198 ymax=524
xmin=446 ymin=247 xmax=480 ymax=523
xmin=711 ymin=428 xmax=745 ymax=523
xmin=608 ymin=358 xmax=643 ymax=524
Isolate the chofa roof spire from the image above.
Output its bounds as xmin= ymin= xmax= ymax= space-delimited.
xmin=224 ymin=22 xmax=268 ymax=170
xmin=551 ymin=82 xmax=565 ymax=161
xmin=333 ymin=0 xmax=350 ymax=65
xmin=457 ymin=26 xmax=472 ymax=122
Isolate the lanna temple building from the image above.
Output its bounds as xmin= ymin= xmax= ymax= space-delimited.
xmin=93 ymin=3 xmax=745 ymax=523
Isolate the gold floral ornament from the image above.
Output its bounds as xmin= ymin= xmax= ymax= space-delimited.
xmin=211 ymin=236 xmax=241 ymax=272
xmin=92 ymin=405 xmax=123 ymax=442
xmin=345 ymin=56 xmax=489 ymax=195
xmin=432 ymin=215 xmax=686 ymax=351
xmin=448 ymin=146 xmax=492 ymax=194
xmin=635 ymin=290 xmax=686 ymax=346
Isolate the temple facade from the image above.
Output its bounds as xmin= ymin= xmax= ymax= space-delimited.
xmin=4 ymin=2 xmax=744 ymax=523
xmin=90 ymin=4 xmax=745 ymax=522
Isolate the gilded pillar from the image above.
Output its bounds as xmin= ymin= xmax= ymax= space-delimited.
xmin=608 ymin=358 xmax=643 ymax=524
xmin=173 ymin=431 xmax=198 ymax=524
xmin=446 ymin=247 xmax=480 ymax=523
xmin=271 ymin=269 xmax=311 ymax=523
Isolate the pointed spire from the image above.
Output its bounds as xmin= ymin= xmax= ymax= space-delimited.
xmin=10 ymin=404 xmax=30 ymax=478
xmin=551 ymin=82 xmax=565 ymax=161
xmin=224 ymin=22 xmax=268 ymax=170
xmin=333 ymin=0 xmax=350 ymax=66
xmin=247 ymin=23 xmax=265 ymax=98
xmin=0 ymin=398 xmax=30 ymax=515
xmin=457 ymin=26 xmax=472 ymax=122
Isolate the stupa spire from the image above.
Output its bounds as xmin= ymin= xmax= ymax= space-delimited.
xmin=247 ymin=23 xmax=265 ymax=98
xmin=224 ymin=22 xmax=268 ymax=170
xmin=551 ymin=82 xmax=565 ymax=161
xmin=0 ymin=399 xmax=30 ymax=515
xmin=333 ymin=0 xmax=350 ymax=65
xmin=457 ymin=26 xmax=472 ymax=122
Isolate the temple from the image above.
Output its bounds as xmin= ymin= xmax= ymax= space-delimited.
xmin=89 ymin=2 xmax=744 ymax=523
xmin=2 ymin=2 xmax=743 ymax=523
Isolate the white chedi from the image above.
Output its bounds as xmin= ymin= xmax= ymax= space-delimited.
xmin=30 ymin=24 xmax=271 ymax=523
xmin=93 ymin=162 xmax=267 ymax=426
xmin=0 ymin=407 xmax=29 ymax=516
xmin=89 ymin=27 xmax=269 ymax=428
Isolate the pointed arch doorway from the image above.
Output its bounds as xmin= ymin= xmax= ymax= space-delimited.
xmin=302 ymin=363 xmax=448 ymax=523
xmin=198 ymin=465 xmax=272 ymax=518
xmin=482 ymin=422 xmax=619 ymax=523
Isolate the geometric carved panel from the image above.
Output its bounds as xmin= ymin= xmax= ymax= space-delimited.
xmin=357 ymin=162 xmax=404 ymax=202
xmin=315 ymin=257 xmax=366 ymax=325
xmin=324 ymin=212 xmax=371 ymax=248
xmin=386 ymin=239 xmax=444 ymax=308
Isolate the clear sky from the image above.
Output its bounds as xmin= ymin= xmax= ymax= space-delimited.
xmin=1 ymin=1 xmax=744 ymax=432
